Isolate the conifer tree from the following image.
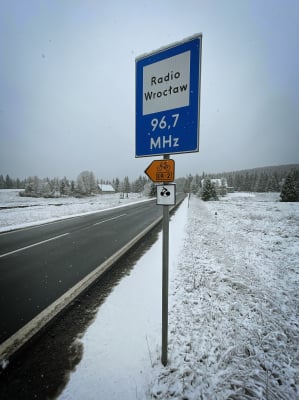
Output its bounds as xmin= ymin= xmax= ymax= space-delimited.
xmin=0 ymin=174 xmax=4 ymax=189
xmin=123 ymin=176 xmax=131 ymax=197
xmin=113 ymin=178 xmax=120 ymax=192
xmin=280 ymin=171 xmax=299 ymax=202
xmin=5 ymin=174 xmax=12 ymax=188
xmin=201 ymin=179 xmax=218 ymax=201
xmin=149 ymin=182 xmax=156 ymax=197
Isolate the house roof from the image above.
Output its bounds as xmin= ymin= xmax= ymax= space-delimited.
xmin=98 ymin=184 xmax=115 ymax=192
xmin=201 ymin=178 xmax=228 ymax=187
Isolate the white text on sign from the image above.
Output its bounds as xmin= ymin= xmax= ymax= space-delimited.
xmin=149 ymin=114 xmax=180 ymax=150
xmin=150 ymin=114 xmax=179 ymax=131
xmin=150 ymin=135 xmax=179 ymax=150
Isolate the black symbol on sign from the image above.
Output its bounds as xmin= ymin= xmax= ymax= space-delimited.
xmin=161 ymin=187 xmax=171 ymax=197
xmin=157 ymin=162 xmax=170 ymax=172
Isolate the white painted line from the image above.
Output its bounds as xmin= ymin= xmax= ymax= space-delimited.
xmin=0 ymin=196 xmax=185 ymax=361
xmin=0 ymin=198 xmax=154 ymax=234
xmin=93 ymin=213 xmax=127 ymax=226
xmin=0 ymin=213 xmax=163 ymax=362
xmin=0 ymin=233 xmax=70 ymax=259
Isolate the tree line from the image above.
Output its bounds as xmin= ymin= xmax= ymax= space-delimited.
xmin=1 ymin=164 xmax=298 ymax=201
xmin=175 ymin=164 xmax=299 ymax=202
xmin=0 ymin=171 xmax=151 ymax=198
xmin=212 ymin=164 xmax=299 ymax=193
xmin=0 ymin=174 xmax=25 ymax=189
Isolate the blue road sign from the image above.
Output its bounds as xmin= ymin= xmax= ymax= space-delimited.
xmin=135 ymin=34 xmax=202 ymax=157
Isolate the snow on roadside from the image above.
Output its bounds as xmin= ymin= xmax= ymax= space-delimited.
xmin=58 ymin=197 xmax=189 ymax=400
xmin=1 ymin=189 xmax=298 ymax=398
xmin=149 ymin=193 xmax=299 ymax=399
xmin=0 ymin=190 xmax=150 ymax=232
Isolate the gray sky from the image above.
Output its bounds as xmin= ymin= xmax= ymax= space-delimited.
xmin=1 ymin=0 xmax=298 ymax=181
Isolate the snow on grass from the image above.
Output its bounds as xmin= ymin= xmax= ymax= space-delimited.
xmin=0 ymin=189 xmax=150 ymax=232
xmin=1 ymin=190 xmax=298 ymax=398
xmin=149 ymin=193 xmax=299 ymax=399
xmin=58 ymin=196 xmax=189 ymax=400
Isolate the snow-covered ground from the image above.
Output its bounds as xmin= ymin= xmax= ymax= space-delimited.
xmin=0 ymin=189 xmax=149 ymax=233
xmin=150 ymin=192 xmax=299 ymax=400
xmin=1 ymin=190 xmax=298 ymax=399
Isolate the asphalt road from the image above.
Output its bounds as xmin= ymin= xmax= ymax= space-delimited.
xmin=0 ymin=198 xmax=166 ymax=345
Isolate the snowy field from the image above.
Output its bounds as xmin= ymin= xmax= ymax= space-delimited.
xmin=1 ymin=190 xmax=298 ymax=399
xmin=0 ymin=189 xmax=149 ymax=233
xmin=149 ymin=192 xmax=299 ymax=399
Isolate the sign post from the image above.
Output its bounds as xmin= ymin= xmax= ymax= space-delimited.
xmin=162 ymin=155 xmax=170 ymax=366
xmin=136 ymin=34 xmax=202 ymax=366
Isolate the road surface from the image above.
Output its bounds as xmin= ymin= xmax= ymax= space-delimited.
xmin=0 ymin=199 xmax=166 ymax=346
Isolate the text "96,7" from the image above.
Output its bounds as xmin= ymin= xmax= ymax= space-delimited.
xmin=150 ymin=114 xmax=179 ymax=132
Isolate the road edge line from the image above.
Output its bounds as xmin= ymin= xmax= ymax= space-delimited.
xmin=0 ymin=216 xmax=163 ymax=364
xmin=0 ymin=195 xmax=185 ymax=365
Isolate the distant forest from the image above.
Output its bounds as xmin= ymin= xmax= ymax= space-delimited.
xmin=0 ymin=174 xmax=24 ymax=189
xmin=176 ymin=164 xmax=299 ymax=194
xmin=0 ymin=172 xmax=149 ymax=197
xmin=0 ymin=163 xmax=298 ymax=196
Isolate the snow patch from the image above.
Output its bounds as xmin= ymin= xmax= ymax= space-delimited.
xmin=0 ymin=190 xmax=151 ymax=232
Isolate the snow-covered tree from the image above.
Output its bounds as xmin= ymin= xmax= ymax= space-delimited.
xmin=132 ymin=175 xmax=145 ymax=194
xmin=21 ymin=176 xmax=43 ymax=196
xmin=5 ymin=174 xmax=13 ymax=188
xmin=280 ymin=171 xmax=299 ymax=202
xmin=60 ymin=177 xmax=71 ymax=196
xmin=0 ymin=174 xmax=5 ymax=188
xmin=190 ymin=175 xmax=200 ymax=194
xmin=76 ymin=171 xmax=97 ymax=195
xmin=201 ymin=179 xmax=218 ymax=201
xmin=149 ymin=182 xmax=156 ymax=197
xmin=113 ymin=178 xmax=120 ymax=193
xmin=266 ymin=173 xmax=280 ymax=192
xmin=143 ymin=182 xmax=156 ymax=197
xmin=183 ymin=174 xmax=193 ymax=193
xmin=123 ymin=176 xmax=131 ymax=197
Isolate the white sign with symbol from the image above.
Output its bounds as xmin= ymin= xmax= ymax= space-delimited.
xmin=156 ymin=184 xmax=176 ymax=206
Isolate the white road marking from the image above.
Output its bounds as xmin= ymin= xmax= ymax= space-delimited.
xmin=0 ymin=213 xmax=127 ymax=259
xmin=0 ymin=233 xmax=70 ymax=259
xmin=93 ymin=213 xmax=127 ymax=226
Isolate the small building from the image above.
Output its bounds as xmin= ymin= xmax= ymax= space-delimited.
xmin=98 ymin=184 xmax=115 ymax=194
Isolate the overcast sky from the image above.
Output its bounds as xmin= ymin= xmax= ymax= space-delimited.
xmin=0 ymin=0 xmax=298 ymax=181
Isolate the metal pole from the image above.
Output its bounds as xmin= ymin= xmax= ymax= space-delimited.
xmin=161 ymin=154 xmax=170 ymax=366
